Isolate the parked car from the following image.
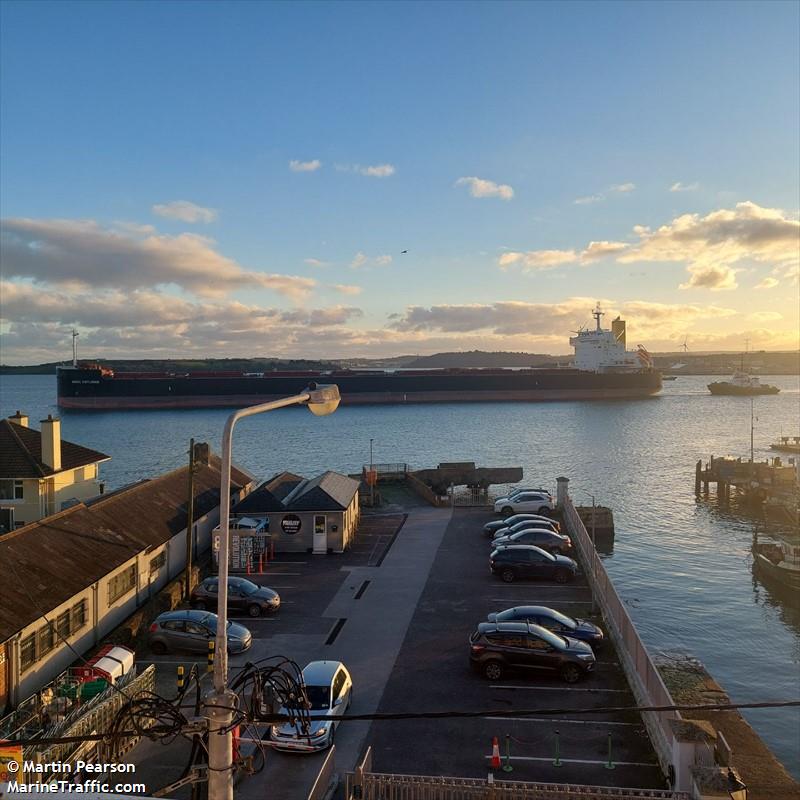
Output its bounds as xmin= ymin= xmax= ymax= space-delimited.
xmin=483 ymin=514 xmax=560 ymax=536
xmin=148 ymin=609 xmax=252 ymax=655
xmin=491 ymin=528 xmax=573 ymax=555
xmin=270 ymin=661 xmax=353 ymax=752
xmin=486 ymin=606 xmax=604 ymax=650
xmin=490 ymin=545 xmax=577 ymax=583
xmin=494 ymin=491 xmax=554 ymax=516
xmin=492 ymin=518 xmax=563 ymax=540
xmin=191 ymin=576 xmax=280 ymax=617
xmin=469 ymin=621 xmax=595 ymax=683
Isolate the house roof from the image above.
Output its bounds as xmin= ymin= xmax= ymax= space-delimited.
xmin=0 ymin=419 xmax=111 ymax=479
xmin=0 ymin=456 xmax=253 ymax=642
xmin=231 ymin=470 xmax=359 ymax=515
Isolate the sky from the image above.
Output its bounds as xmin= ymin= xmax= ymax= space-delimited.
xmin=0 ymin=0 xmax=798 ymax=364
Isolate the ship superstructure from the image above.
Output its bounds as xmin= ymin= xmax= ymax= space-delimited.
xmin=570 ymin=306 xmax=654 ymax=372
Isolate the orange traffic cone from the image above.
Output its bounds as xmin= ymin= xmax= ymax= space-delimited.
xmin=490 ymin=736 xmax=501 ymax=769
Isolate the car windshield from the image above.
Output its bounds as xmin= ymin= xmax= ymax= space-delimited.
xmin=304 ymin=684 xmax=331 ymax=710
xmin=236 ymin=579 xmax=259 ymax=596
xmin=535 ymin=627 xmax=569 ymax=649
xmin=547 ymin=610 xmax=577 ymax=629
xmin=197 ymin=613 xmax=233 ymax=631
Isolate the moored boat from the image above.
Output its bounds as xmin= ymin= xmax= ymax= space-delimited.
xmin=753 ymin=537 xmax=800 ymax=593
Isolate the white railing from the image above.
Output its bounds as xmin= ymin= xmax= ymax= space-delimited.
xmin=308 ymin=744 xmax=337 ymax=800
xmin=562 ymin=496 xmax=678 ymax=777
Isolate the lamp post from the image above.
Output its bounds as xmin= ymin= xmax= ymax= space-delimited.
xmin=727 ymin=767 xmax=748 ymax=800
xmin=206 ymin=383 xmax=341 ymax=800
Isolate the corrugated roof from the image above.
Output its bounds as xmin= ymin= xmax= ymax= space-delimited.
xmin=0 ymin=419 xmax=111 ymax=479
xmin=289 ymin=471 xmax=359 ymax=511
xmin=0 ymin=456 xmax=253 ymax=642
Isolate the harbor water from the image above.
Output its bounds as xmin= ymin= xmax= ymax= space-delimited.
xmin=1 ymin=373 xmax=799 ymax=776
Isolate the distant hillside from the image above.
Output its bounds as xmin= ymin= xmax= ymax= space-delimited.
xmin=0 ymin=357 xmax=340 ymax=374
xmin=404 ymin=351 xmax=558 ymax=368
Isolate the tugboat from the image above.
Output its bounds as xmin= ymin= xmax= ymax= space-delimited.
xmin=770 ymin=436 xmax=800 ymax=454
xmin=707 ymin=351 xmax=779 ymax=395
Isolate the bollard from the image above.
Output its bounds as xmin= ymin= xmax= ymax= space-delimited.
xmin=207 ymin=640 xmax=215 ymax=673
xmin=177 ymin=665 xmax=185 ymax=690
xmin=502 ymin=734 xmax=513 ymax=772
xmin=553 ymin=730 xmax=562 ymax=767
xmin=605 ymin=732 xmax=615 ymax=769
xmin=259 ymin=553 xmax=264 ymax=574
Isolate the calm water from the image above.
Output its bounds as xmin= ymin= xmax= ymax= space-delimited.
xmin=2 ymin=374 xmax=799 ymax=774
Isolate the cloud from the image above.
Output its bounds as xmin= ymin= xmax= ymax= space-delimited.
xmin=618 ymin=201 xmax=800 ymax=290
xmin=670 ymin=182 xmax=699 ymax=192
xmin=0 ymin=217 xmax=315 ymax=299
xmin=574 ymin=194 xmax=604 ymax=205
xmin=374 ymin=254 xmax=392 ymax=266
xmin=754 ymin=277 xmax=779 ymax=289
xmin=335 ymin=163 xmax=396 ymax=178
xmin=349 ymin=252 xmax=392 ymax=269
xmin=575 ymin=183 xmax=635 ymax=205
xmin=580 ymin=241 xmax=629 ymax=261
xmin=304 ymin=258 xmax=330 ymax=267
xmin=350 ymin=252 xmax=368 ymax=269
xmin=332 ymin=284 xmax=363 ymax=296
xmin=498 ymin=250 xmax=577 ymax=270
xmin=455 ymin=176 xmax=514 ymax=200
xmin=747 ymin=311 xmax=782 ymax=322
xmin=289 ymin=159 xmax=322 ymax=172
xmin=152 ymin=201 xmax=217 ymax=224
xmin=610 ymin=183 xmax=636 ymax=193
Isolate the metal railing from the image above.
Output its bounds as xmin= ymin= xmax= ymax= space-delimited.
xmin=308 ymin=744 xmax=337 ymax=800
xmin=366 ymin=463 xmax=409 ymax=476
xmin=562 ymin=496 xmax=678 ymax=776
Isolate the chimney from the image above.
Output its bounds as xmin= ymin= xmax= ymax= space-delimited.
xmin=9 ymin=411 xmax=29 ymax=428
xmin=40 ymin=415 xmax=62 ymax=471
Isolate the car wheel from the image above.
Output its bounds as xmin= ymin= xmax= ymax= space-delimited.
xmin=482 ymin=660 xmax=504 ymax=681
xmin=248 ymin=604 xmax=262 ymax=617
xmin=560 ymin=663 xmax=582 ymax=684
xmin=501 ymin=506 xmax=513 ymax=516
xmin=192 ymin=600 xmax=206 ymax=611
xmin=554 ymin=569 xmax=571 ymax=584
xmin=151 ymin=641 xmax=167 ymax=655
xmin=501 ymin=569 xmax=516 ymax=583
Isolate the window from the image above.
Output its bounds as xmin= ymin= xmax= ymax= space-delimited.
xmin=490 ymin=633 xmax=524 ymax=647
xmin=527 ymin=637 xmax=552 ymax=651
xmin=0 ymin=480 xmax=23 ymax=500
xmin=107 ymin=563 xmax=137 ymax=604
xmin=71 ymin=600 xmax=87 ymax=632
xmin=332 ymin=670 xmax=346 ymax=699
xmin=38 ymin=623 xmax=54 ymax=657
xmin=162 ymin=620 xmax=185 ymax=632
xmin=20 ymin=634 xmax=36 ymax=672
xmin=56 ymin=611 xmax=71 ymax=640
xmin=149 ymin=551 xmax=166 ymax=575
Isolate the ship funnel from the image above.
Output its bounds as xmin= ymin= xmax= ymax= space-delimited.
xmin=612 ymin=317 xmax=626 ymax=348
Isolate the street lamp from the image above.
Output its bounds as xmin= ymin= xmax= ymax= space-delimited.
xmin=728 ymin=768 xmax=748 ymax=800
xmin=207 ymin=383 xmax=340 ymax=800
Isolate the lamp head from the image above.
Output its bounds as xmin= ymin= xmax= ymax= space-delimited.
xmin=727 ymin=768 xmax=747 ymax=800
xmin=305 ymin=383 xmax=341 ymax=416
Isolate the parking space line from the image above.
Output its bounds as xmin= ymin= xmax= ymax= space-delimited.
xmin=490 ymin=685 xmax=630 ymax=693
xmin=267 ymin=561 xmax=308 ymax=565
xmin=484 ymin=755 xmax=658 ymax=767
xmin=485 ymin=716 xmax=640 ymax=727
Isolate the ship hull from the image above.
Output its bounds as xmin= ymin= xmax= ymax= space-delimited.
xmin=707 ymin=383 xmax=780 ymax=395
xmin=57 ymin=367 xmax=662 ymax=410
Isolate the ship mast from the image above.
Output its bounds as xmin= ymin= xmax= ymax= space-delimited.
xmin=592 ymin=304 xmax=604 ymax=332
xmin=72 ymin=329 xmax=79 ymax=367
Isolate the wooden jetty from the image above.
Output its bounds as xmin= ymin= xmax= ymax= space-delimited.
xmin=695 ymin=454 xmax=799 ymax=505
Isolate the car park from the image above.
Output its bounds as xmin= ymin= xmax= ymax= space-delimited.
xmin=492 ymin=518 xmax=563 ymax=540
xmin=483 ymin=514 xmax=560 ymax=536
xmin=469 ymin=621 xmax=595 ymax=683
xmin=491 ymin=528 xmax=573 ymax=555
xmin=191 ymin=576 xmax=280 ymax=617
xmin=148 ymin=609 xmax=252 ymax=655
xmin=270 ymin=661 xmax=353 ymax=752
xmin=494 ymin=491 xmax=554 ymax=516
xmin=490 ymin=545 xmax=577 ymax=583
xmin=486 ymin=606 xmax=604 ymax=649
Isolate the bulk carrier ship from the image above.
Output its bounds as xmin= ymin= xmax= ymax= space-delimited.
xmin=57 ymin=307 xmax=661 ymax=409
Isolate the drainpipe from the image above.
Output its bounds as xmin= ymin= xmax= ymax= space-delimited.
xmin=92 ymin=583 xmax=100 ymax=646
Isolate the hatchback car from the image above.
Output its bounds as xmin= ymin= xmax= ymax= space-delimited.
xmin=494 ymin=491 xmax=554 ymax=516
xmin=270 ymin=661 xmax=353 ymax=752
xmin=191 ymin=576 xmax=280 ymax=617
xmin=490 ymin=545 xmax=577 ymax=583
xmin=486 ymin=606 xmax=604 ymax=650
xmin=491 ymin=528 xmax=573 ymax=555
xmin=469 ymin=621 xmax=595 ymax=683
xmin=483 ymin=514 xmax=561 ymax=537
xmin=492 ymin=518 xmax=565 ymax=541
xmin=148 ymin=609 xmax=252 ymax=655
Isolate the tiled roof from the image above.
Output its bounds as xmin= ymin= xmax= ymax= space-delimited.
xmin=0 ymin=419 xmax=111 ymax=479
xmin=0 ymin=456 xmax=253 ymax=641
xmin=289 ymin=471 xmax=360 ymax=511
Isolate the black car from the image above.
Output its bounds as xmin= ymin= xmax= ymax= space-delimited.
xmin=490 ymin=545 xmax=577 ymax=584
xmin=484 ymin=515 xmax=561 ymax=537
xmin=491 ymin=528 xmax=573 ymax=555
xmin=191 ymin=576 xmax=280 ymax=617
xmin=487 ymin=606 xmax=604 ymax=650
xmin=469 ymin=621 xmax=595 ymax=683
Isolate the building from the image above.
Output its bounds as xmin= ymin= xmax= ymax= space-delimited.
xmin=224 ymin=470 xmax=360 ymax=564
xmin=0 ymin=412 xmax=111 ymax=532
xmin=0 ymin=456 xmax=254 ymax=710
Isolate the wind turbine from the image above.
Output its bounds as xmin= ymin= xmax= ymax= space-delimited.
xmin=681 ymin=336 xmax=689 ymax=352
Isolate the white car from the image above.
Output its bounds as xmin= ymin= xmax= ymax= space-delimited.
xmin=270 ymin=661 xmax=352 ymax=751
xmin=494 ymin=491 xmax=554 ymax=516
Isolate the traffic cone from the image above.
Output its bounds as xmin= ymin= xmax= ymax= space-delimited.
xmin=490 ymin=736 xmax=501 ymax=769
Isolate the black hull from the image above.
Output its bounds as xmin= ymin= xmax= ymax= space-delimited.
xmin=57 ymin=366 xmax=662 ymax=410
xmin=707 ymin=382 xmax=780 ymax=395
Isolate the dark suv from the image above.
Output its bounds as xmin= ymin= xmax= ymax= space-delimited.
xmin=191 ymin=576 xmax=280 ymax=617
xmin=469 ymin=621 xmax=595 ymax=683
xmin=491 ymin=528 xmax=573 ymax=555
xmin=490 ymin=545 xmax=577 ymax=583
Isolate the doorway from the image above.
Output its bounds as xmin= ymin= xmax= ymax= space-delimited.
xmin=313 ymin=515 xmax=327 ymax=554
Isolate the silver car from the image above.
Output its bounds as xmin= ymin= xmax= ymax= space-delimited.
xmin=148 ymin=609 xmax=252 ymax=655
xmin=270 ymin=661 xmax=352 ymax=752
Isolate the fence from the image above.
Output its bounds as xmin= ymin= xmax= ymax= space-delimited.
xmin=562 ymin=496 xmax=678 ymax=777
xmin=307 ymin=744 xmax=337 ymax=800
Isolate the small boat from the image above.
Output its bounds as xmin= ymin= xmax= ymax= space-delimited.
xmin=753 ymin=537 xmax=800 ymax=592
xmin=662 ymin=375 xmax=678 ymax=381
xmin=770 ymin=436 xmax=800 ymax=454
xmin=708 ymin=371 xmax=779 ymax=395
